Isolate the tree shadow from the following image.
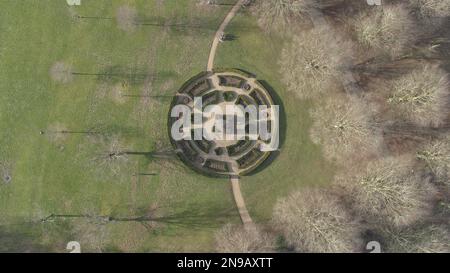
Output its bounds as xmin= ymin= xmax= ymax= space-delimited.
xmin=0 ymin=225 xmax=51 ymax=253
xmin=135 ymin=16 xmax=219 ymax=31
xmin=222 ymin=34 xmax=239 ymax=42
xmin=75 ymin=16 xmax=114 ymax=20
xmin=45 ymin=124 xmax=143 ymax=138
xmin=40 ymin=202 xmax=237 ymax=231
xmin=123 ymin=149 xmax=177 ymax=161
xmin=72 ymin=66 xmax=176 ymax=86
xmin=121 ymin=94 xmax=173 ymax=100
xmin=136 ymin=15 xmax=256 ymax=36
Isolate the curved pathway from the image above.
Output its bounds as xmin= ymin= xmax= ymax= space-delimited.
xmin=231 ymin=176 xmax=256 ymax=230
xmin=207 ymin=0 xmax=246 ymax=72
xmin=205 ymin=0 xmax=255 ymax=228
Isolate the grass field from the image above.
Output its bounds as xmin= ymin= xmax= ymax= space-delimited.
xmin=0 ymin=0 xmax=333 ymax=252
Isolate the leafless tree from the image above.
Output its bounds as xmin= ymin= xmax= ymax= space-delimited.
xmin=336 ymin=156 xmax=435 ymax=227
xmin=411 ymin=0 xmax=450 ymax=19
xmin=46 ymin=123 xmax=112 ymax=142
xmin=0 ymin=160 xmax=12 ymax=184
xmin=90 ymin=135 xmax=130 ymax=176
xmin=309 ymin=94 xmax=382 ymax=163
xmin=45 ymin=122 xmax=70 ymax=144
xmin=383 ymin=65 xmax=449 ymax=127
xmin=417 ymin=136 xmax=450 ymax=186
xmin=50 ymin=62 xmax=73 ymax=84
xmin=352 ymin=4 xmax=417 ymax=58
xmin=279 ymin=26 xmax=354 ymax=99
xmin=110 ymin=82 xmax=127 ymax=104
xmin=255 ymin=0 xmax=318 ymax=30
xmin=215 ymin=224 xmax=276 ymax=253
xmin=273 ymin=188 xmax=363 ymax=253
xmin=116 ymin=5 xmax=138 ymax=32
xmin=71 ymin=217 xmax=110 ymax=253
xmin=380 ymin=224 xmax=450 ymax=253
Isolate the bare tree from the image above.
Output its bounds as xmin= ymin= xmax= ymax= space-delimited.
xmin=410 ymin=0 xmax=450 ymax=26
xmin=90 ymin=135 xmax=130 ymax=176
xmin=50 ymin=62 xmax=73 ymax=84
xmin=352 ymin=4 xmax=417 ymax=58
xmin=215 ymin=224 xmax=276 ymax=253
xmin=0 ymin=160 xmax=12 ymax=184
xmin=71 ymin=217 xmax=110 ymax=253
xmin=380 ymin=224 xmax=450 ymax=253
xmin=417 ymin=136 xmax=450 ymax=186
xmin=309 ymin=94 xmax=382 ymax=163
xmin=255 ymin=0 xmax=320 ymax=30
xmin=45 ymin=123 xmax=113 ymax=152
xmin=116 ymin=5 xmax=138 ymax=32
xmin=83 ymin=135 xmax=176 ymax=180
xmin=273 ymin=188 xmax=362 ymax=253
xmin=279 ymin=26 xmax=354 ymax=99
xmin=110 ymin=82 xmax=127 ymax=104
xmin=196 ymin=0 xmax=223 ymax=8
xmin=383 ymin=65 xmax=449 ymax=127
xmin=336 ymin=156 xmax=434 ymax=227
xmin=45 ymin=122 xmax=70 ymax=144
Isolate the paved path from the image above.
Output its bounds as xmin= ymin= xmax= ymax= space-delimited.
xmin=206 ymin=0 xmax=255 ymax=228
xmin=207 ymin=0 xmax=246 ymax=72
xmin=231 ymin=176 xmax=256 ymax=230
xmin=205 ymin=0 xmax=255 ymax=228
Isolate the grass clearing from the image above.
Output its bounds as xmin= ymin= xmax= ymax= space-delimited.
xmin=0 ymin=0 xmax=333 ymax=251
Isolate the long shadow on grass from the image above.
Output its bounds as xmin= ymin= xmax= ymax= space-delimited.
xmin=135 ymin=15 xmax=257 ymax=34
xmin=0 ymin=226 xmax=52 ymax=252
xmin=72 ymin=66 xmax=176 ymax=86
xmin=40 ymin=203 xmax=237 ymax=231
xmin=45 ymin=124 xmax=144 ymax=138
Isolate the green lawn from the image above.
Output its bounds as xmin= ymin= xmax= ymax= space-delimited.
xmin=0 ymin=0 xmax=333 ymax=252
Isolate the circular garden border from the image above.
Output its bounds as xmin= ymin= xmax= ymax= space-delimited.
xmin=168 ymin=69 xmax=280 ymax=178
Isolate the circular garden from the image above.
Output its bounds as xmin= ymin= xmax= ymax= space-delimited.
xmin=168 ymin=69 xmax=280 ymax=177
